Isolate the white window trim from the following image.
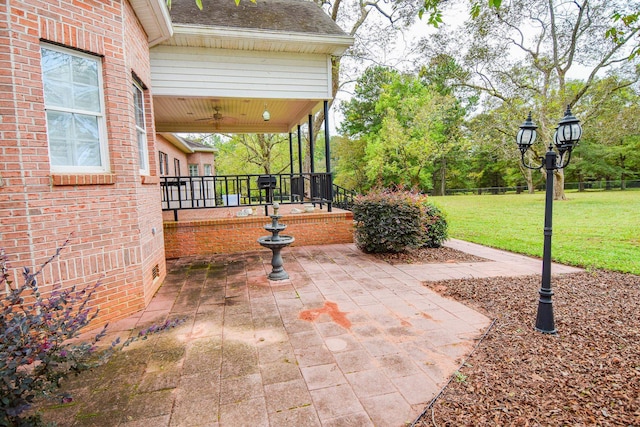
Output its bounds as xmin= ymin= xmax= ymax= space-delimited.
xmin=134 ymin=82 xmax=149 ymax=175
xmin=41 ymin=43 xmax=109 ymax=174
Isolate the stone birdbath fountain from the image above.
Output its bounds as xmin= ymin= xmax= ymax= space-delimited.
xmin=257 ymin=202 xmax=295 ymax=280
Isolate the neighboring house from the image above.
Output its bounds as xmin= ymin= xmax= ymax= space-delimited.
xmin=0 ymin=0 xmax=352 ymax=325
xmin=157 ymin=134 xmax=217 ymax=177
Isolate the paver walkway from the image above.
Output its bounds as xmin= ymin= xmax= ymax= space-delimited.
xmin=44 ymin=240 xmax=581 ymax=427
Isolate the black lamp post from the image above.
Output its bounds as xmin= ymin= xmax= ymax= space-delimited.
xmin=516 ymin=106 xmax=582 ymax=334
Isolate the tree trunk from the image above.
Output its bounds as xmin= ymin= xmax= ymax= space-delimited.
xmin=440 ymin=157 xmax=446 ymax=196
xmin=526 ymin=169 xmax=534 ymax=194
xmin=553 ymin=169 xmax=566 ymax=200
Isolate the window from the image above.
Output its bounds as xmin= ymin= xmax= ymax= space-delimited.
xmin=174 ymin=159 xmax=181 ymax=176
xmin=203 ymin=164 xmax=212 ymax=176
xmin=133 ymin=82 xmax=149 ymax=174
xmin=41 ymin=44 xmax=108 ymax=172
xmin=188 ymin=164 xmax=199 ymax=176
xmin=159 ymin=152 xmax=169 ymax=176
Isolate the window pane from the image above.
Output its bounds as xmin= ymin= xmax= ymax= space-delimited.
xmin=49 ymin=138 xmax=73 ymax=165
xmin=134 ymin=86 xmax=145 ymax=128
xmin=46 ymin=110 xmax=73 ymax=139
xmin=72 ymin=56 xmax=98 ymax=86
xmin=76 ymin=138 xmax=101 ymax=166
xmin=47 ymin=111 xmax=101 ymax=167
xmin=73 ymin=113 xmax=100 ymax=141
xmin=41 ymin=48 xmax=71 ymax=83
xmin=73 ymin=114 xmax=101 ymax=166
xmin=43 ymin=79 xmax=72 ymax=108
xmin=42 ymin=45 xmax=106 ymax=171
xmin=138 ymin=131 xmax=148 ymax=171
xmin=74 ymin=85 xmax=101 ymax=112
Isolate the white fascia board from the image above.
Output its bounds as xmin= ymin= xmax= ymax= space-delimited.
xmin=160 ymin=133 xmax=219 ymax=153
xmin=130 ymin=0 xmax=174 ymax=47
xmin=172 ymin=24 xmax=353 ymax=55
xmin=159 ymin=133 xmax=195 ymax=153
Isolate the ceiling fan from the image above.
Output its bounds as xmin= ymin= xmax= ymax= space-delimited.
xmin=195 ymin=106 xmax=236 ymax=129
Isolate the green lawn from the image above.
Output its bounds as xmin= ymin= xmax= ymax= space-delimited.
xmin=430 ymin=190 xmax=640 ymax=275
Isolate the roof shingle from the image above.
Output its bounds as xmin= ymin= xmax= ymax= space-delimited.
xmin=168 ymin=0 xmax=346 ymax=36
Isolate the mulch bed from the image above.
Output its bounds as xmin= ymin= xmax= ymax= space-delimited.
xmin=371 ymin=246 xmax=489 ymax=264
xmin=413 ymin=270 xmax=640 ymax=426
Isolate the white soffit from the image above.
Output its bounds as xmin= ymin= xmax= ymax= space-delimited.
xmin=167 ymin=24 xmax=353 ymax=55
xmin=130 ymin=0 xmax=174 ymax=46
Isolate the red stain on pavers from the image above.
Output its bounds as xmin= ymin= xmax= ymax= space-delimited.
xmin=299 ymin=301 xmax=351 ymax=329
xmin=420 ymin=311 xmax=440 ymax=323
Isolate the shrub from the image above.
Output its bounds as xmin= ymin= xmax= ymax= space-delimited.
xmin=0 ymin=240 xmax=181 ymax=426
xmin=352 ymin=188 xmax=448 ymax=253
xmin=420 ymin=202 xmax=448 ymax=248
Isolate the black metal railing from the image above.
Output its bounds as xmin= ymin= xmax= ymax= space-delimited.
xmin=161 ymin=173 xmax=336 ymax=220
xmin=332 ymin=184 xmax=357 ymax=210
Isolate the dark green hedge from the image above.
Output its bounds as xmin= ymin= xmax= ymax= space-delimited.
xmin=352 ymin=188 xmax=448 ymax=253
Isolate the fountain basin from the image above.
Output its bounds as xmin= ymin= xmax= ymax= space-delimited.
xmin=263 ymin=224 xmax=286 ymax=233
xmin=257 ymin=235 xmax=294 ymax=249
xmin=258 ymin=235 xmax=295 ymax=280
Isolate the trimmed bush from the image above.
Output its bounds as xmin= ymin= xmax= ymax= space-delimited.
xmin=420 ymin=202 xmax=448 ymax=248
xmin=352 ymin=188 xmax=448 ymax=253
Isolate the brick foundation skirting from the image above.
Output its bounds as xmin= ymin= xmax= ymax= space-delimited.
xmin=163 ymin=211 xmax=355 ymax=258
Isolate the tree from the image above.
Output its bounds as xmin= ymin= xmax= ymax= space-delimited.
xmin=418 ymin=54 xmax=469 ymax=195
xmin=338 ymin=71 xmax=457 ymax=192
xmin=569 ymin=78 xmax=640 ymax=188
xmin=420 ymin=0 xmax=640 ymax=199
xmin=332 ymin=134 xmax=369 ymax=191
xmin=306 ymin=0 xmax=423 ymax=174
xmin=215 ymin=134 xmax=291 ymax=175
xmin=336 ymin=66 xmax=399 ymax=188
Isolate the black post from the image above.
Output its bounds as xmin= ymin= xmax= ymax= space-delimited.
xmin=324 ymin=100 xmax=330 ymax=173
xmin=297 ymin=125 xmax=303 ymax=175
xmin=536 ymin=148 xmax=557 ymax=334
xmin=309 ymin=114 xmax=315 ymax=173
xmin=289 ymin=132 xmax=294 ymax=174
xmin=323 ymin=100 xmax=333 ymax=212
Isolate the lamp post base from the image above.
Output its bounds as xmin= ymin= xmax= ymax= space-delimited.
xmin=535 ymin=294 xmax=557 ymax=334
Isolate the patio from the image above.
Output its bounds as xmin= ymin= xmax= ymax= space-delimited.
xmin=41 ymin=240 xmax=581 ymax=426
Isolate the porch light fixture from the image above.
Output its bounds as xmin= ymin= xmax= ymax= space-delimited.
xmin=516 ymin=105 xmax=582 ymax=334
xmin=262 ymin=104 xmax=270 ymax=121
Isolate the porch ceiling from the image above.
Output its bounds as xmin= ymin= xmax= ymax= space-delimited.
xmin=153 ymin=96 xmax=323 ymax=134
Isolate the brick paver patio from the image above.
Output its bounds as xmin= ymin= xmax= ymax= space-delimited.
xmin=42 ymin=240 xmax=581 ymax=426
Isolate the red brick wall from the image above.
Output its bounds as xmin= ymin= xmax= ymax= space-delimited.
xmin=0 ymin=1 xmax=165 ymax=324
xmin=156 ymin=135 xmax=216 ymax=177
xmin=187 ymin=151 xmax=216 ymax=175
xmin=164 ymin=212 xmax=355 ymax=258
xmin=123 ymin=1 xmax=166 ymax=306
xmin=157 ymin=134 xmax=189 ymax=175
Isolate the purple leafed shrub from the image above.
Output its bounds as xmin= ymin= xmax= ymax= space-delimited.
xmin=352 ymin=187 xmax=448 ymax=253
xmin=0 ymin=240 xmax=182 ymax=426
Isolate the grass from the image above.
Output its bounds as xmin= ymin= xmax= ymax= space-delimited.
xmin=430 ymin=190 xmax=640 ymax=275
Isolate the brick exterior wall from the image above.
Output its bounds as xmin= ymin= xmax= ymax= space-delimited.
xmin=0 ymin=1 xmax=166 ymax=324
xmin=163 ymin=212 xmax=355 ymax=258
xmin=156 ymin=134 xmax=216 ymax=177
xmin=157 ymin=134 xmax=190 ymax=176
xmin=186 ymin=152 xmax=216 ymax=176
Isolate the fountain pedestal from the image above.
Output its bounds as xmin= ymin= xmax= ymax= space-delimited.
xmin=257 ymin=203 xmax=294 ymax=280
